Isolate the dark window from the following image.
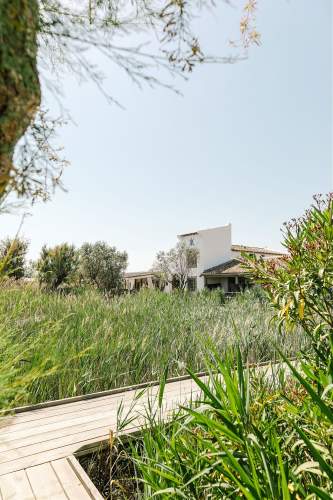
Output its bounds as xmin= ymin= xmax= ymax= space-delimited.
xmin=172 ymin=276 xmax=181 ymax=289
xmin=187 ymin=277 xmax=197 ymax=292
xmin=187 ymin=251 xmax=198 ymax=268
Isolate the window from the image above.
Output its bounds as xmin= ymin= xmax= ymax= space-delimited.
xmin=187 ymin=250 xmax=198 ymax=268
xmin=187 ymin=277 xmax=197 ymax=292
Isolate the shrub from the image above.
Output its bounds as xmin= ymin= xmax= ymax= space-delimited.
xmin=0 ymin=237 xmax=28 ymax=279
xmin=79 ymin=241 xmax=128 ymax=294
xmin=244 ymin=193 xmax=333 ymax=391
xmin=36 ymin=243 xmax=78 ymax=291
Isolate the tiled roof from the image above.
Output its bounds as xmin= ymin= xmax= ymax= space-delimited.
xmin=178 ymin=231 xmax=199 ymax=237
xmin=202 ymin=259 xmax=247 ymax=277
xmin=232 ymin=245 xmax=285 ymax=256
xmin=124 ymin=271 xmax=155 ymax=279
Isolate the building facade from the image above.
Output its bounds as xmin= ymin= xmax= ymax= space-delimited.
xmin=125 ymin=224 xmax=285 ymax=293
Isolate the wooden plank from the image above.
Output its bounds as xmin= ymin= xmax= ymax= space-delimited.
xmin=0 ymin=388 xmax=201 ymax=470
xmin=0 ymin=413 xmax=131 ymax=454
xmin=0 ymin=389 xmax=200 ymax=476
xmin=0 ymin=387 xmax=201 ymax=455
xmin=0 ymin=376 xmax=201 ymax=428
xmin=0 ymin=383 xmax=200 ymax=443
xmin=9 ymin=371 xmax=207 ymax=415
xmin=51 ymin=458 xmax=92 ymax=499
xmin=67 ymin=456 xmax=103 ymax=500
xmin=0 ymin=470 xmax=34 ymax=500
xmin=0 ymin=424 xmax=124 ymax=464
xmin=26 ymin=463 xmax=67 ymax=499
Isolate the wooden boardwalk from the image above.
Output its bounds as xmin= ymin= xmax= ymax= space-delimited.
xmin=0 ymin=375 xmax=203 ymax=499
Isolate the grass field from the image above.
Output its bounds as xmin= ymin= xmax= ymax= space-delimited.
xmin=0 ymin=283 xmax=306 ymax=406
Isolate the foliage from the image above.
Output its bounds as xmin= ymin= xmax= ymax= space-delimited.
xmin=0 ymin=237 xmax=28 ymax=279
xmin=36 ymin=242 xmax=78 ymax=291
xmin=79 ymin=241 xmax=127 ymax=294
xmin=123 ymin=195 xmax=333 ymax=499
xmin=244 ymin=193 xmax=333 ymax=392
xmin=153 ymin=240 xmax=199 ymax=291
xmin=0 ymin=286 xmax=305 ymax=406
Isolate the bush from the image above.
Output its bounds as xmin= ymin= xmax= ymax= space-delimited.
xmin=245 ymin=193 xmax=333 ymax=391
xmin=0 ymin=237 xmax=28 ymax=279
xmin=79 ymin=241 xmax=128 ymax=294
xmin=36 ymin=243 xmax=78 ymax=291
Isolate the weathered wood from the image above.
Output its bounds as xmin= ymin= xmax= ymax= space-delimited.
xmin=26 ymin=462 xmax=67 ymax=499
xmin=67 ymin=456 xmax=104 ymax=500
xmin=0 ymin=386 xmax=200 ymax=450
xmin=0 ymin=375 xmax=200 ymax=430
xmin=51 ymin=458 xmax=93 ymax=499
xmin=0 ymin=470 xmax=34 ymax=500
xmin=0 ymin=384 xmax=201 ymax=475
xmin=0 ymin=388 xmax=201 ymax=455
xmin=8 ymin=370 xmax=207 ymax=415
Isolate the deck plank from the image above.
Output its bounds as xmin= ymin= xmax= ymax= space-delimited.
xmin=67 ymin=456 xmax=103 ymax=500
xmin=0 ymin=377 xmax=200 ymax=434
xmin=0 ymin=389 xmax=201 ymax=459
xmin=0 ymin=384 xmax=201 ymax=475
xmin=51 ymin=458 xmax=93 ymax=499
xmin=26 ymin=462 xmax=67 ymax=499
xmin=0 ymin=384 xmax=200 ymax=448
xmin=0 ymin=470 xmax=34 ymax=500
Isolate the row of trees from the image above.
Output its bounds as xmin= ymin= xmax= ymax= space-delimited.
xmin=1 ymin=236 xmax=200 ymax=293
xmin=0 ymin=239 xmax=128 ymax=294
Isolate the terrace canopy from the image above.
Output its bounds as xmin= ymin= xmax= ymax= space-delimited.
xmin=124 ymin=271 xmax=162 ymax=291
xmin=202 ymin=259 xmax=250 ymax=293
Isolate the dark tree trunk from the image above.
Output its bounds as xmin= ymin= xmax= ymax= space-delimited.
xmin=0 ymin=0 xmax=41 ymax=198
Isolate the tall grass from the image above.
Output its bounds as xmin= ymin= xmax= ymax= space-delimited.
xmin=0 ymin=283 xmax=305 ymax=406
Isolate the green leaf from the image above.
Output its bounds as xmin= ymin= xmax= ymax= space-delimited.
xmin=158 ymin=362 xmax=169 ymax=408
xmin=295 ymin=426 xmax=333 ymax=482
xmin=308 ymin=485 xmax=333 ymax=500
xmin=279 ymin=352 xmax=333 ymax=424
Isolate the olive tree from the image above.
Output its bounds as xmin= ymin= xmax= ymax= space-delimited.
xmin=153 ymin=240 xmax=199 ymax=291
xmin=79 ymin=241 xmax=128 ymax=294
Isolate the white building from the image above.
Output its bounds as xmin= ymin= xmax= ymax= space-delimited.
xmin=125 ymin=224 xmax=284 ymax=293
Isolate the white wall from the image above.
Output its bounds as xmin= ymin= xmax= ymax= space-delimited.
xmin=179 ymin=224 xmax=233 ymax=290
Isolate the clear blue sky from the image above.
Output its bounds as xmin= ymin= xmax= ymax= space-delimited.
xmin=2 ymin=0 xmax=332 ymax=271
